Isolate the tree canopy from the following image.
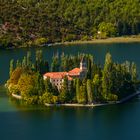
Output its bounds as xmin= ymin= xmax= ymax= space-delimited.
xmin=7 ymin=51 xmax=139 ymax=105
xmin=1 ymin=0 xmax=140 ymax=48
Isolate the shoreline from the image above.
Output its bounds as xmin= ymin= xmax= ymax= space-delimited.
xmin=62 ymin=37 xmax=140 ymax=46
xmin=3 ymin=36 xmax=140 ymax=50
xmin=11 ymin=90 xmax=140 ymax=108
xmin=45 ymin=91 xmax=140 ymax=107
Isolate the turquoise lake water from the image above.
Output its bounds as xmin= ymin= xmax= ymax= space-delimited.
xmin=0 ymin=43 xmax=140 ymax=140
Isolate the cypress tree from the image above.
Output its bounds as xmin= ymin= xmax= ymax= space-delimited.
xmin=76 ymin=79 xmax=80 ymax=103
xmin=93 ymin=74 xmax=101 ymax=101
xmin=44 ymin=78 xmax=54 ymax=93
xmin=9 ymin=59 xmax=14 ymax=77
xmin=79 ymin=80 xmax=87 ymax=104
xmin=102 ymin=53 xmax=113 ymax=99
xmin=35 ymin=72 xmax=45 ymax=96
xmin=16 ymin=60 xmax=21 ymax=68
xmin=87 ymin=79 xmax=93 ymax=104
xmin=27 ymin=51 xmax=32 ymax=68
xmin=51 ymin=54 xmax=60 ymax=72
xmin=59 ymin=77 xmax=69 ymax=103
xmin=35 ymin=50 xmax=43 ymax=72
xmin=87 ymin=55 xmax=93 ymax=79
xmin=60 ymin=53 xmax=67 ymax=71
xmin=69 ymin=80 xmax=76 ymax=102
xmin=131 ymin=62 xmax=137 ymax=82
xmin=22 ymin=56 xmax=27 ymax=68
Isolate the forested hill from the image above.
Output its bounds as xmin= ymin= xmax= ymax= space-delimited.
xmin=1 ymin=0 xmax=140 ymax=48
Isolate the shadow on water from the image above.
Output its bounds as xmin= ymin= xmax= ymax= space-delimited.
xmin=0 ymin=86 xmax=140 ymax=140
xmin=0 ymin=85 xmax=8 ymax=97
xmin=8 ymin=94 xmax=139 ymax=120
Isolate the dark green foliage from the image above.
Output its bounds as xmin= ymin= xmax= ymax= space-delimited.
xmin=98 ymin=22 xmax=117 ymax=38
xmin=87 ymin=79 xmax=93 ymax=104
xmin=1 ymin=0 xmax=140 ymax=48
xmin=131 ymin=62 xmax=137 ymax=82
xmin=60 ymin=53 xmax=67 ymax=71
xmin=34 ymin=72 xmax=45 ymax=96
xmin=35 ymin=50 xmax=49 ymax=74
xmin=76 ymin=78 xmax=80 ymax=103
xmin=27 ymin=51 xmax=32 ymax=68
xmin=102 ymin=53 xmax=114 ymax=98
xmin=51 ymin=54 xmax=60 ymax=72
xmin=44 ymin=77 xmax=59 ymax=96
xmin=92 ymin=74 xmax=103 ymax=102
xmin=16 ymin=60 xmax=21 ymax=67
xmin=102 ymin=53 xmax=137 ymax=100
xmin=9 ymin=59 xmax=14 ymax=77
xmin=79 ymin=80 xmax=87 ymax=104
xmin=87 ymin=55 xmax=93 ymax=79
xmin=44 ymin=78 xmax=53 ymax=93
xmin=59 ymin=77 xmax=70 ymax=103
xmin=69 ymin=80 xmax=76 ymax=102
xmin=22 ymin=56 xmax=27 ymax=68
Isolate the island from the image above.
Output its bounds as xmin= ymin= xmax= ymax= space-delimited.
xmin=6 ymin=51 xmax=140 ymax=106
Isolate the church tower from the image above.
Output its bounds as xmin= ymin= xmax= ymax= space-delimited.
xmin=80 ymin=57 xmax=87 ymax=78
xmin=80 ymin=57 xmax=87 ymax=71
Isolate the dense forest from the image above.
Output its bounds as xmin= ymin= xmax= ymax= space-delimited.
xmin=1 ymin=0 xmax=140 ymax=48
xmin=7 ymin=51 xmax=139 ymax=105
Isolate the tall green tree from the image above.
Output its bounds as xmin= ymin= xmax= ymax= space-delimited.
xmin=87 ymin=79 xmax=93 ymax=104
xmin=87 ymin=55 xmax=93 ymax=79
xmin=9 ymin=59 xmax=14 ymax=77
xmin=44 ymin=78 xmax=54 ymax=93
xmin=131 ymin=62 xmax=137 ymax=82
xmin=27 ymin=51 xmax=32 ymax=68
xmin=79 ymin=80 xmax=87 ymax=104
xmin=59 ymin=77 xmax=69 ymax=103
xmin=51 ymin=54 xmax=60 ymax=72
xmin=22 ymin=56 xmax=27 ymax=68
xmin=102 ymin=53 xmax=113 ymax=99
xmin=76 ymin=78 xmax=80 ymax=103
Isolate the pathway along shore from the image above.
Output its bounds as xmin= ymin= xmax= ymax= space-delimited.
xmin=61 ymin=37 xmax=140 ymax=46
xmin=12 ymin=90 xmax=140 ymax=107
xmin=4 ymin=36 xmax=140 ymax=50
xmin=45 ymin=91 xmax=140 ymax=107
xmin=12 ymin=93 xmax=22 ymax=100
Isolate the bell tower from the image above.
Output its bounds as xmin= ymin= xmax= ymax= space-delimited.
xmin=80 ymin=57 xmax=87 ymax=79
xmin=80 ymin=57 xmax=87 ymax=72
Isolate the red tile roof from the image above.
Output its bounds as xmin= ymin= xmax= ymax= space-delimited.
xmin=44 ymin=68 xmax=81 ymax=80
xmin=68 ymin=68 xmax=81 ymax=76
xmin=44 ymin=72 xmax=67 ymax=79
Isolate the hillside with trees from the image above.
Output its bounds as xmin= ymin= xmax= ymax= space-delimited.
xmin=1 ymin=0 xmax=140 ymax=48
xmin=6 ymin=51 xmax=139 ymax=105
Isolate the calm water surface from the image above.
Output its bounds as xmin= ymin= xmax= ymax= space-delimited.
xmin=0 ymin=43 xmax=140 ymax=140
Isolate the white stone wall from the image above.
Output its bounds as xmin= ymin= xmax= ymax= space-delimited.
xmin=50 ymin=78 xmax=63 ymax=90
